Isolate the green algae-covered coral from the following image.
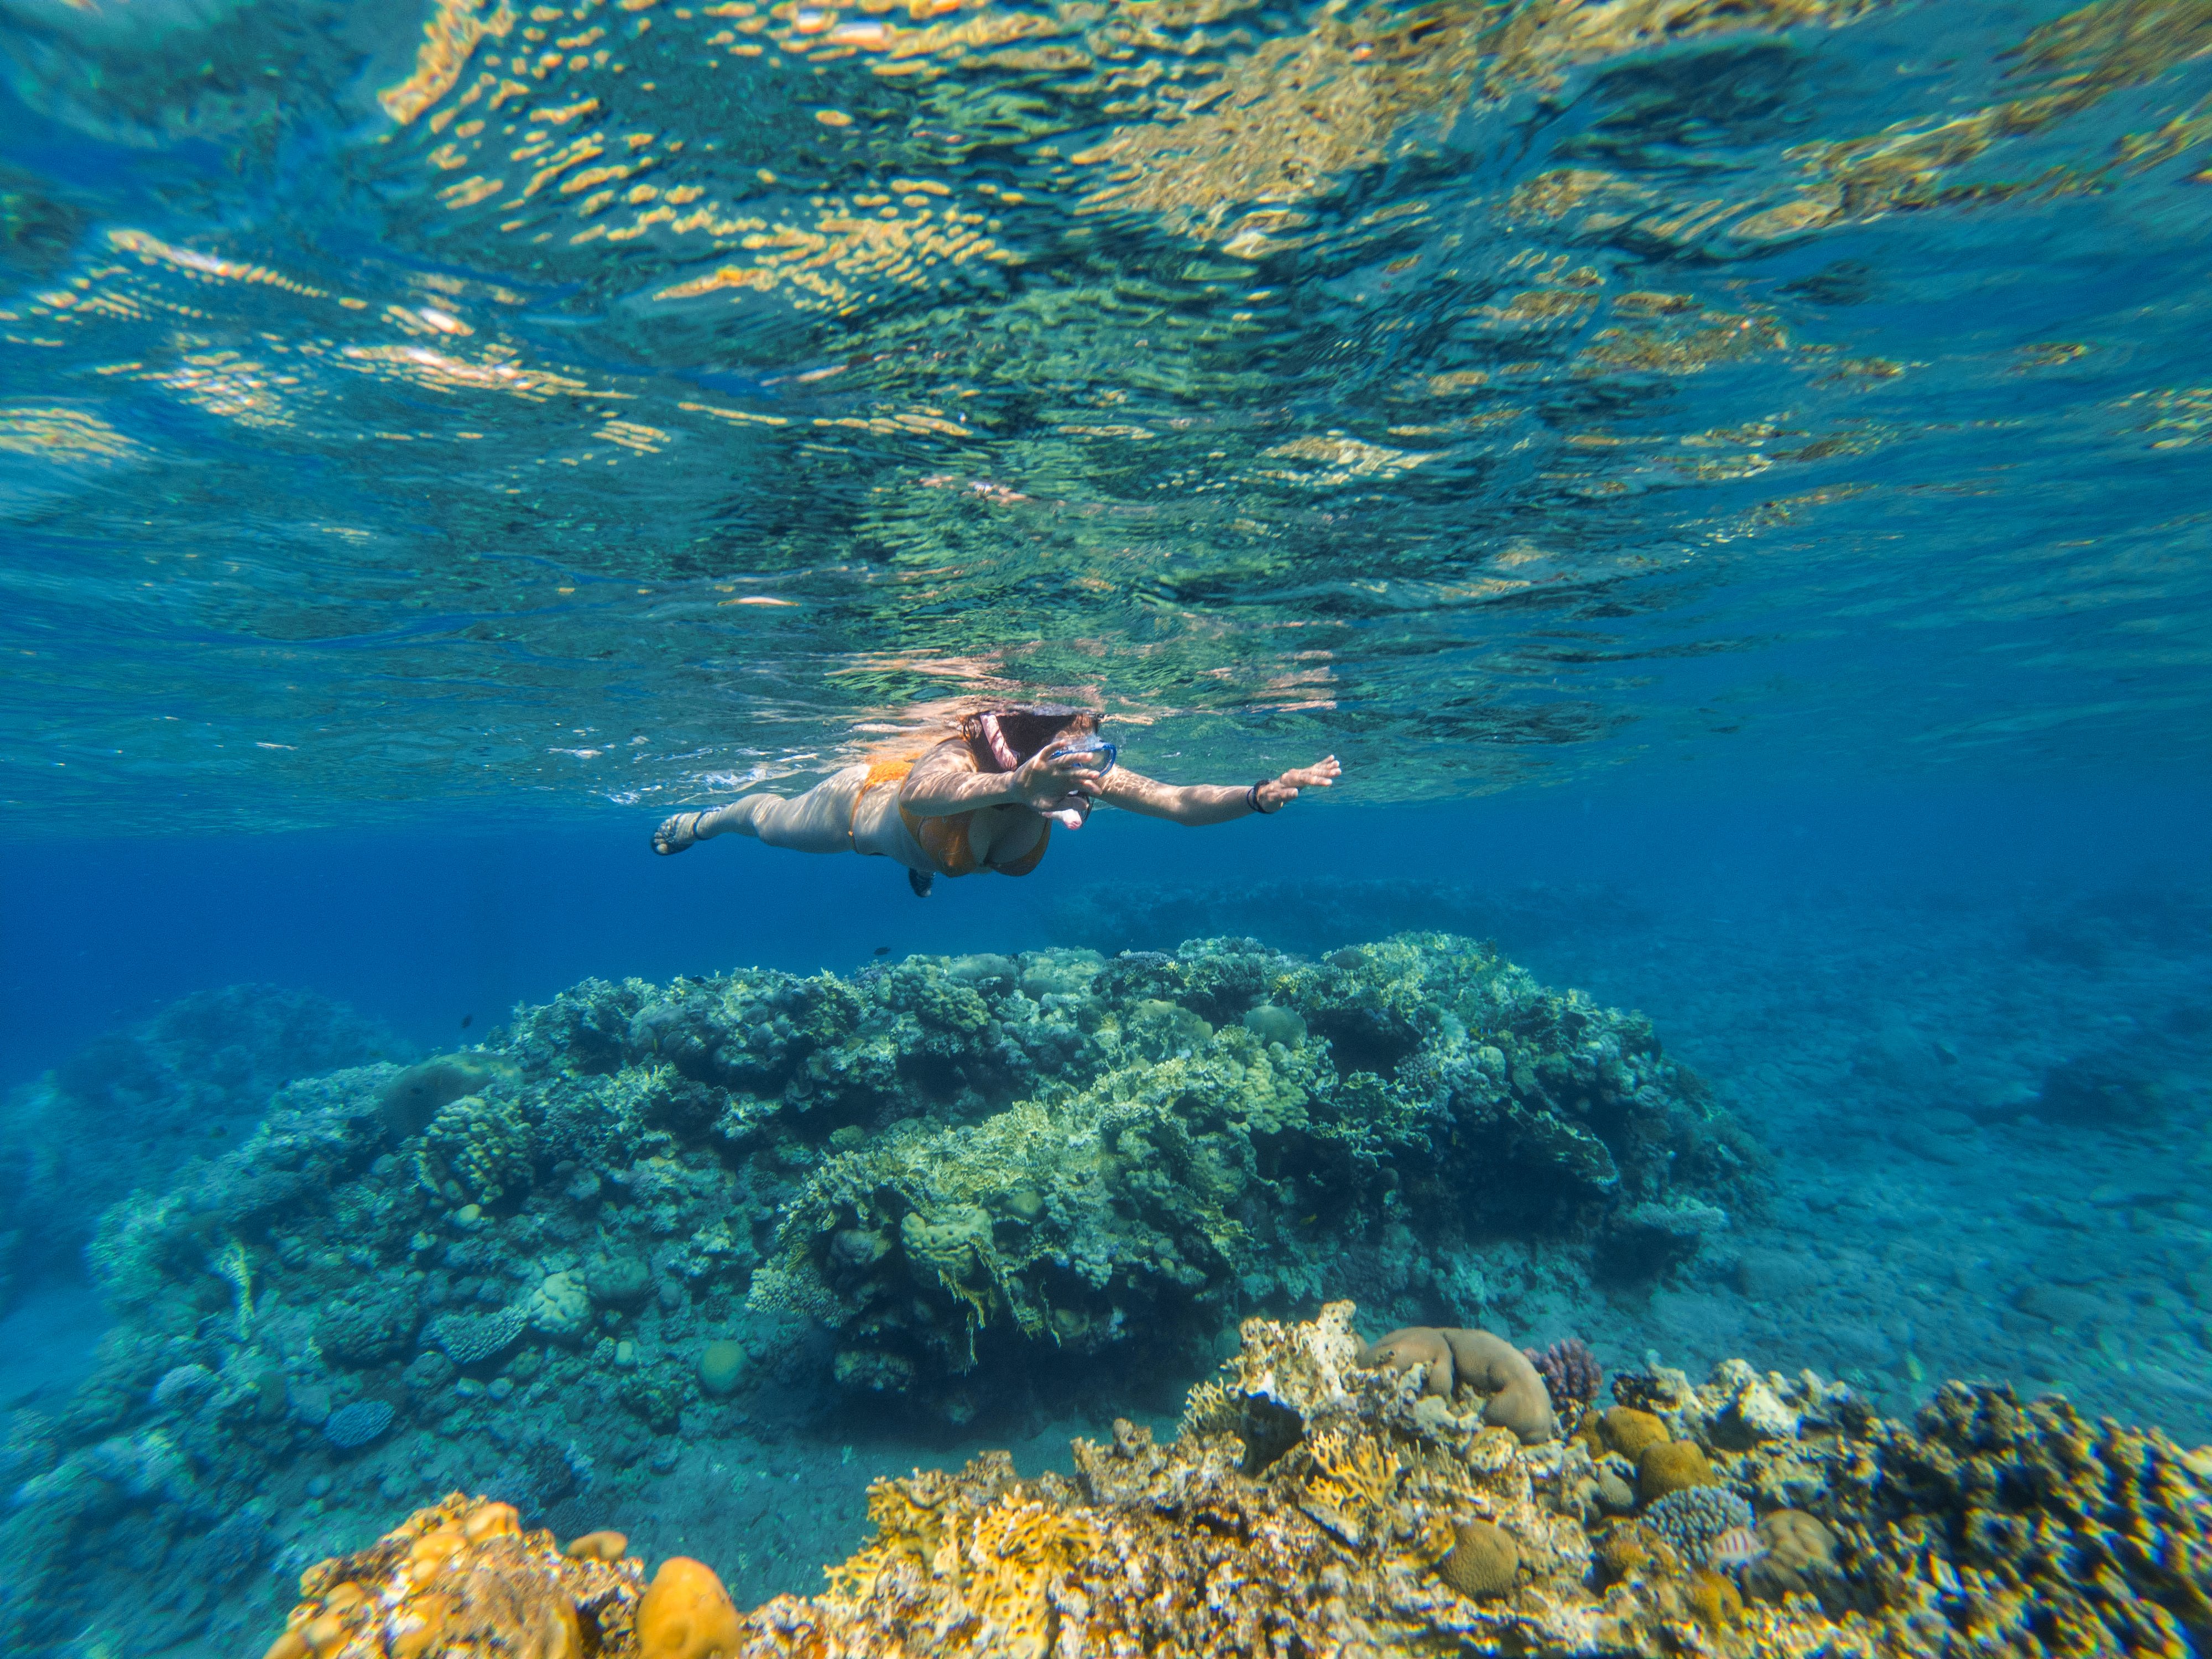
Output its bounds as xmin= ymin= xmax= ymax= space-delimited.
xmin=66 ymin=934 xmax=1752 ymax=1423
xmin=749 ymin=1030 xmax=1340 ymax=1385
xmin=746 ymin=934 xmax=1759 ymax=1402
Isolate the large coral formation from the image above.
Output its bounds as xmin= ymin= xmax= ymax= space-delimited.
xmin=744 ymin=934 xmax=1759 ymax=1400
xmin=1 ymin=936 xmax=1754 ymax=1651
xmin=267 ymin=1304 xmax=2212 ymax=1659
xmin=1358 ymin=1324 xmax=1558 ymax=1442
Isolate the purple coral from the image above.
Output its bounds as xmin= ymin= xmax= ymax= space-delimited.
xmin=1523 ymin=1337 xmax=1602 ymax=1408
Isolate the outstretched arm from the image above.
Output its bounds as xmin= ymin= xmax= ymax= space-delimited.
xmin=1100 ymin=756 xmax=1340 ymax=825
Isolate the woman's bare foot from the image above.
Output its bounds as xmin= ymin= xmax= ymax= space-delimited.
xmin=653 ymin=810 xmax=709 ymax=855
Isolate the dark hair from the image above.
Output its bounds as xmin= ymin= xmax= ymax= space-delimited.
xmin=960 ymin=707 xmax=1098 ymax=770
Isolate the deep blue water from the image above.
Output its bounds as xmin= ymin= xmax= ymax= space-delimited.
xmin=8 ymin=778 xmax=2206 ymax=1084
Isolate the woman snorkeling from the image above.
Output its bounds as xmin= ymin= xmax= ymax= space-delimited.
xmin=651 ymin=708 xmax=1340 ymax=895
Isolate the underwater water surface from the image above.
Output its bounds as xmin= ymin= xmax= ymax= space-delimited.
xmin=2 ymin=0 xmax=2211 ymax=1651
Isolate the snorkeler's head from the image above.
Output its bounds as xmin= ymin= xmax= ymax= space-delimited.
xmin=961 ymin=706 xmax=1098 ymax=772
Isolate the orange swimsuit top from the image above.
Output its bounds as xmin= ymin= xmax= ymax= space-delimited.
xmin=850 ymin=759 xmax=1050 ymax=879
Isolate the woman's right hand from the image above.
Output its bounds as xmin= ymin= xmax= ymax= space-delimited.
xmin=1010 ymin=745 xmax=1105 ymax=813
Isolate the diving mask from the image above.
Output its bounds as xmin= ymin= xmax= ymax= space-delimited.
xmin=1051 ymin=735 xmax=1117 ymax=776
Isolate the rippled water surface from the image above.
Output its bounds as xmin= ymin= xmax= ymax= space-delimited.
xmin=4 ymin=0 xmax=2212 ymax=822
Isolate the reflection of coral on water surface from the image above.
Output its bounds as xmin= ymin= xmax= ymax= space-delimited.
xmin=264 ymin=1305 xmax=2212 ymax=1659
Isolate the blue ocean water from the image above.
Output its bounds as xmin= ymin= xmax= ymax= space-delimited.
xmin=2 ymin=0 xmax=2211 ymax=1649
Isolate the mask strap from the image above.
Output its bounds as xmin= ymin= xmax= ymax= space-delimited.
xmin=977 ymin=712 xmax=1020 ymax=771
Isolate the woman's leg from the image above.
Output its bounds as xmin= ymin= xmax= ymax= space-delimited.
xmin=690 ymin=768 xmax=867 ymax=854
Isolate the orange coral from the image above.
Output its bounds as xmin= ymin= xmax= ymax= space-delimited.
xmin=264 ymin=1493 xmax=643 ymax=1659
xmin=637 ymin=1557 xmax=742 ymax=1659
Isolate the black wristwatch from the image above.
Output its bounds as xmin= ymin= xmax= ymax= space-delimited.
xmin=1247 ymin=780 xmax=1279 ymax=815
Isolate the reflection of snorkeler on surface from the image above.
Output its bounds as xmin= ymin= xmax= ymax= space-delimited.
xmin=651 ymin=707 xmax=1340 ymax=896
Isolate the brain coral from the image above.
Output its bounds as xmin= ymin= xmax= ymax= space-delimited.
xmin=430 ymin=1305 xmax=528 ymax=1367
xmin=525 ymin=1270 xmax=592 ymax=1339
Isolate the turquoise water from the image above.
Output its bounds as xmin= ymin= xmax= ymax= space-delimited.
xmin=2 ymin=0 xmax=2211 ymax=1651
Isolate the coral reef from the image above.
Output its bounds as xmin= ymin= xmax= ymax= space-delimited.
xmin=261 ymin=1303 xmax=2212 ymax=1659
xmin=744 ymin=933 xmax=1759 ymax=1402
xmin=0 ymin=936 xmax=1759 ymax=1650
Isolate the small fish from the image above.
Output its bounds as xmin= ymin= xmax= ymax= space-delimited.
xmin=873 ymin=946 xmax=889 ymax=956
xmin=460 ymin=1013 xmax=473 ymax=1030
xmin=1708 ymin=1527 xmax=1765 ymax=1572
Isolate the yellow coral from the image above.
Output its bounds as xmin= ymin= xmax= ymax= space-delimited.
xmin=961 ymin=1495 xmax=1103 ymax=1659
xmin=273 ymin=1493 xmax=635 ymax=1659
xmin=1686 ymin=1567 xmax=1743 ymax=1629
xmin=1178 ymin=1378 xmax=1238 ymax=1439
xmin=820 ymin=1478 xmax=1099 ymax=1659
xmin=637 ymin=1556 xmax=740 ymax=1659
xmin=1302 ymin=1427 xmax=1408 ymax=1545
xmin=823 ymin=1475 xmax=956 ymax=1600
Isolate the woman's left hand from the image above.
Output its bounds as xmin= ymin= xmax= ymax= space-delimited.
xmin=1255 ymin=754 xmax=1340 ymax=812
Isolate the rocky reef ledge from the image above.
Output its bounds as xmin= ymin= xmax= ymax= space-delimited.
xmin=265 ymin=1303 xmax=2212 ymax=1659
